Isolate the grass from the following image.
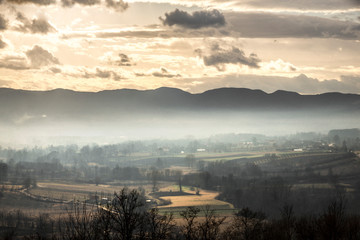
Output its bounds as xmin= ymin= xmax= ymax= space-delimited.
xmin=28 ymin=187 xmax=90 ymax=201
xmin=200 ymin=154 xmax=264 ymax=162
xmin=158 ymin=205 xmax=237 ymax=218
xmin=0 ymin=192 xmax=69 ymax=215
xmin=28 ymin=181 xmax=174 ymax=202
xmin=156 ymin=185 xmax=233 ymax=210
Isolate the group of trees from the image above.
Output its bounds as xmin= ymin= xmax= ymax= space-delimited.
xmin=180 ymin=151 xmax=360 ymax=217
xmin=2 ymin=188 xmax=360 ymax=240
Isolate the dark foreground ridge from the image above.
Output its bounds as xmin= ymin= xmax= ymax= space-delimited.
xmin=1 ymin=187 xmax=358 ymax=240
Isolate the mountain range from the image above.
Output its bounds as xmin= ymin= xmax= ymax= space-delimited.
xmin=0 ymin=87 xmax=359 ymax=123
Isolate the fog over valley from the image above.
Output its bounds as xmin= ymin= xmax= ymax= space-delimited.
xmin=0 ymin=87 xmax=359 ymax=146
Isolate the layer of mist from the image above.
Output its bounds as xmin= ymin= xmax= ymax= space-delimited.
xmin=0 ymin=87 xmax=359 ymax=147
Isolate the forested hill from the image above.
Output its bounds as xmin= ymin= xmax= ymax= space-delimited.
xmin=0 ymin=87 xmax=359 ymax=122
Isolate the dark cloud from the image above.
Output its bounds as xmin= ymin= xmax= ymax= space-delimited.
xmin=160 ymin=9 xmax=225 ymax=29
xmin=105 ymin=0 xmax=128 ymax=11
xmin=0 ymin=14 xmax=7 ymax=31
xmin=94 ymin=68 xmax=111 ymax=78
xmin=3 ymin=0 xmax=128 ymax=10
xmin=6 ymin=0 xmax=55 ymax=5
xmin=152 ymin=67 xmax=181 ymax=78
xmin=88 ymin=12 xmax=360 ymax=40
xmin=15 ymin=12 xmax=55 ymax=34
xmin=82 ymin=68 xmax=122 ymax=81
xmin=202 ymin=44 xmax=260 ymax=70
xmin=92 ymin=27 xmax=227 ymax=39
xmin=226 ymin=12 xmax=360 ymax=40
xmin=61 ymin=0 xmax=99 ymax=7
xmin=0 ymin=45 xmax=59 ymax=70
xmin=115 ymin=53 xmax=132 ymax=66
xmin=25 ymin=45 xmax=60 ymax=68
xmin=0 ymin=55 xmax=29 ymax=70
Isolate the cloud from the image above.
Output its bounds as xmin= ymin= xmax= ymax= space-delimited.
xmin=6 ymin=0 xmax=55 ymax=5
xmin=61 ymin=0 xmax=100 ymax=7
xmin=227 ymin=0 xmax=360 ymax=10
xmin=160 ymin=9 xmax=226 ymax=29
xmin=49 ymin=67 xmax=61 ymax=73
xmin=100 ymin=52 xmax=133 ymax=66
xmin=61 ymin=0 xmax=128 ymax=9
xmin=177 ymin=74 xmax=360 ymax=94
xmin=105 ymin=0 xmax=128 ymax=11
xmin=225 ymin=12 xmax=360 ymax=40
xmin=0 ymin=55 xmax=29 ymax=70
xmin=113 ymin=53 xmax=132 ymax=66
xmin=81 ymin=67 xmax=122 ymax=80
xmin=202 ymin=44 xmax=260 ymax=70
xmin=263 ymin=59 xmax=297 ymax=72
xmin=0 ymin=14 xmax=7 ymax=31
xmin=136 ymin=67 xmax=181 ymax=78
xmin=15 ymin=12 xmax=55 ymax=34
xmin=130 ymin=0 xmax=360 ymax=11
xmin=3 ymin=0 xmax=129 ymax=10
xmin=0 ymin=79 xmax=12 ymax=87
xmin=25 ymin=45 xmax=60 ymax=68
xmin=0 ymin=45 xmax=58 ymax=70
xmin=86 ymin=12 xmax=360 ymax=40
xmin=0 ymin=37 xmax=6 ymax=49
xmin=151 ymin=67 xmax=181 ymax=78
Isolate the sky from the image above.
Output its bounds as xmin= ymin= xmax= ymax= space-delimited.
xmin=0 ymin=0 xmax=359 ymax=94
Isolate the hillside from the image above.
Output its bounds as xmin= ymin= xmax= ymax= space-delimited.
xmin=0 ymin=87 xmax=359 ymax=121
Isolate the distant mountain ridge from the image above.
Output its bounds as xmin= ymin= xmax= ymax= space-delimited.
xmin=0 ymin=87 xmax=359 ymax=124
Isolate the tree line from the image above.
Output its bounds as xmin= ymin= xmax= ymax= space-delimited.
xmin=1 ymin=188 xmax=360 ymax=240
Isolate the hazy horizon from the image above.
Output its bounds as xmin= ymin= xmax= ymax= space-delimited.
xmin=0 ymin=0 xmax=359 ymax=94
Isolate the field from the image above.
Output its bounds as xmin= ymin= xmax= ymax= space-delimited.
xmin=27 ymin=181 xmax=170 ymax=202
xmin=2 ymin=149 xmax=360 ymax=223
xmin=154 ymin=185 xmax=235 ymax=217
xmin=0 ymin=191 xmax=68 ymax=215
xmin=6 ymin=180 xmax=235 ymax=218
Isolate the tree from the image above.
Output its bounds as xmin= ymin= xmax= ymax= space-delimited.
xmin=317 ymin=197 xmax=347 ymax=240
xmin=185 ymin=154 xmax=196 ymax=168
xmin=0 ymin=162 xmax=8 ymax=183
xmin=180 ymin=206 xmax=200 ymax=240
xmin=61 ymin=202 xmax=98 ymax=240
xmin=225 ymin=207 xmax=266 ymax=240
xmin=109 ymin=188 xmax=147 ymax=240
xmin=23 ymin=176 xmax=32 ymax=188
xmin=333 ymin=135 xmax=341 ymax=147
xmin=279 ymin=204 xmax=296 ymax=240
xmin=146 ymin=208 xmax=175 ymax=240
xmin=342 ymin=140 xmax=348 ymax=152
xmin=174 ymin=170 xmax=183 ymax=192
xmin=150 ymin=168 xmax=160 ymax=192
xmin=156 ymin=158 xmax=164 ymax=169
xmin=197 ymin=206 xmax=226 ymax=240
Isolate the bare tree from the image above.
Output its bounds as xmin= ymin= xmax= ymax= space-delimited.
xmin=224 ymin=207 xmax=266 ymax=240
xmin=109 ymin=188 xmax=146 ymax=240
xmin=61 ymin=202 xmax=98 ymax=240
xmin=146 ymin=208 xmax=175 ymax=240
xmin=180 ymin=207 xmax=200 ymax=240
xmin=197 ymin=206 xmax=226 ymax=240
